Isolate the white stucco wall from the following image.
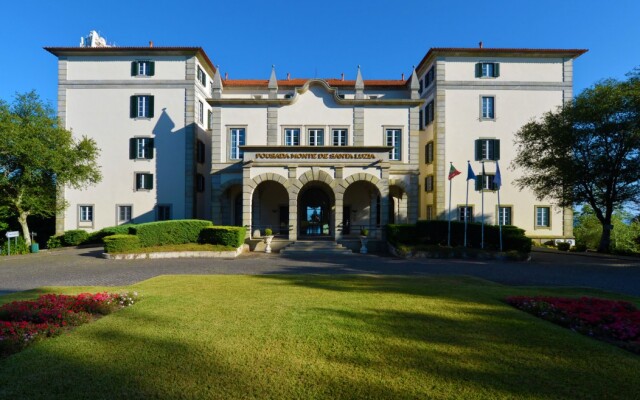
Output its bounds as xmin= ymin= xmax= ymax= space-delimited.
xmin=444 ymin=57 xmax=565 ymax=82
xmin=66 ymin=56 xmax=188 ymax=81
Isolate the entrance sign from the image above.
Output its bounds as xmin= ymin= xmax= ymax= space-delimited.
xmin=256 ymin=153 xmax=375 ymax=160
xmin=5 ymin=231 xmax=19 ymax=238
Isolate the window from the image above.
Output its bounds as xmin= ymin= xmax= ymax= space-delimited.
xmin=475 ymin=139 xmax=500 ymax=161
xmin=498 ymin=206 xmax=512 ymax=226
xmin=476 ymin=62 xmax=500 ymax=78
xmin=229 ymin=128 xmax=245 ymax=160
xmin=481 ymin=96 xmax=495 ymax=119
xmin=425 ymin=141 xmax=434 ymax=164
xmin=386 ymin=129 xmax=401 ymax=161
xmin=198 ymin=101 xmax=204 ymax=124
xmin=425 ymin=175 xmax=434 ymax=192
xmin=426 ymin=205 xmax=433 ymax=220
xmin=419 ymin=79 xmax=424 ymax=94
xmin=424 ymin=66 xmax=435 ymax=88
xmin=131 ymin=61 xmax=155 ymax=76
xmin=536 ymin=206 xmax=550 ymax=228
xmin=130 ymin=95 xmax=154 ymax=118
xmin=308 ymin=129 xmax=324 ymax=146
xmin=196 ymin=140 xmax=205 ymax=164
xmin=197 ymin=67 xmax=207 ymax=87
xmin=196 ymin=174 xmax=205 ymax=193
xmin=458 ymin=206 xmax=473 ymax=222
xmin=419 ymin=109 xmax=424 ymax=130
xmin=79 ymin=205 xmax=93 ymax=222
xmin=118 ymin=205 xmax=132 ymax=223
xmin=135 ymin=173 xmax=153 ymax=190
xmin=475 ymin=174 xmax=496 ymax=191
xmin=284 ymin=128 xmax=300 ymax=146
xmin=425 ymin=100 xmax=434 ymax=125
xmin=332 ymin=129 xmax=348 ymax=146
xmin=129 ymin=138 xmax=154 ymax=160
xmin=157 ymin=205 xmax=171 ymax=221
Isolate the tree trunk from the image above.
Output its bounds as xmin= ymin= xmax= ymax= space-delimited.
xmin=17 ymin=212 xmax=31 ymax=247
xmin=598 ymin=221 xmax=612 ymax=253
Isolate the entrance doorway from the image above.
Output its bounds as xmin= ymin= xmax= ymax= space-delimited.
xmin=298 ymin=185 xmax=333 ymax=237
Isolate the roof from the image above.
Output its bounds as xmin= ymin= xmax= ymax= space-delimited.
xmin=43 ymin=46 xmax=217 ymax=74
xmin=222 ymin=78 xmax=407 ymax=89
xmin=414 ymin=47 xmax=588 ymax=74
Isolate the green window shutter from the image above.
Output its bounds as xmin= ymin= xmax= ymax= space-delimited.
xmin=148 ymin=174 xmax=154 ymax=190
xmin=149 ymin=61 xmax=155 ymax=76
xmin=493 ymin=139 xmax=500 ymax=160
xmin=146 ymin=138 xmax=154 ymax=159
xmin=419 ymin=110 xmax=423 ymax=130
xmin=475 ymin=139 xmax=482 ymax=161
xmin=475 ymin=63 xmax=482 ymax=78
xmin=131 ymin=61 xmax=138 ymax=76
xmin=130 ymin=96 xmax=137 ymax=118
xmin=148 ymin=96 xmax=154 ymax=118
xmin=494 ymin=63 xmax=500 ymax=77
xmin=129 ymin=138 xmax=137 ymax=159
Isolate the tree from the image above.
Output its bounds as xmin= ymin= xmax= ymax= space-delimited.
xmin=575 ymin=206 xmax=640 ymax=254
xmin=0 ymin=91 xmax=101 ymax=246
xmin=512 ymin=70 xmax=640 ymax=252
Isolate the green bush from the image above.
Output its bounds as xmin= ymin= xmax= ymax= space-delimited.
xmin=388 ymin=220 xmax=531 ymax=253
xmin=103 ymin=234 xmax=141 ymax=253
xmin=84 ymin=224 xmax=137 ymax=244
xmin=61 ymin=230 xmax=89 ymax=246
xmin=129 ymin=220 xmax=213 ymax=247
xmin=543 ymin=240 xmax=556 ymax=247
xmin=557 ymin=242 xmax=570 ymax=251
xmin=0 ymin=236 xmax=30 ymax=255
xmin=46 ymin=235 xmax=62 ymax=249
xmin=199 ymin=226 xmax=246 ymax=248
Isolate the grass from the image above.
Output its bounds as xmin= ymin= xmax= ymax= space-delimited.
xmin=0 ymin=275 xmax=639 ymax=399
xmin=110 ymin=243 xmax=235 ymax=254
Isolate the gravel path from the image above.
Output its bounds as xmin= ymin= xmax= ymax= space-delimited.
xmin=1 ymin=247 xmax=639 ymax=296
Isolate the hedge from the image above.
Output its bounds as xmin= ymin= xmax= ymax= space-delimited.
xmin=84 ymin=224 xmax=137 ymax=244
xmin=128 ymin=220 xmax=213 ymax=247
xmin=199 ymin=226 xmax=246 ymax=248
xmin=387 ymin=220 xmax=531 ymax=253
xmin=103 ymin=235 xmax=141 ymax=253
xmin=61 ymin=230 xmax=89 ymax=246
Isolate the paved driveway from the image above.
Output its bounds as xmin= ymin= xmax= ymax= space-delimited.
xmin=1 ymin=247 xmax=639 ymax=296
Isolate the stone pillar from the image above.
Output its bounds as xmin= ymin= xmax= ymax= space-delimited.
xmin=210 ymin=174 xmax=222 ymax=224
xmin=288 ymin=167 xmax=298 ymax=241
xmin=242 ymin=167 xmax=252 ymax=239
xmin=334 ymin=190 xmax=343 ymax=241
xmin=407 ymin=174 xmax=419 ymax=223
xmin=379 ymin=166 xmax=390 ymax=240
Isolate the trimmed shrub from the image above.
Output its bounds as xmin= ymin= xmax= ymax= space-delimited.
xmin=46 ymin=235 xmax=62 ymax=249
xmin=129 ymin=220 xmax=213 ymax=247
xmin=103 ymin=235 xmax=141 ymax=253
xmin=61 ymin=230 xmax=89 ymax=246
xmin=557 ymin=242 xmax=571 ymax=251
xmin=199 ymin=226 xmax=246 ymax=248
xmin=84 ymin=224 xmax=137 ymax=244
xmin=389 ymin=220 xmax=531 ymax=253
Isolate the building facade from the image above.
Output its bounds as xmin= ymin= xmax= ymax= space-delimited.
xmin=46 ymin=36 xmax=586 ymax=243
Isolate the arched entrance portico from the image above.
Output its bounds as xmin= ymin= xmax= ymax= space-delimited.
xmin=297 ymin=182 xmax=335 ymax=238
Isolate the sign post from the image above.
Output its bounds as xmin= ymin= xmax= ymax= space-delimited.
xmin=5 ymin=231 xmax=19 ymax=256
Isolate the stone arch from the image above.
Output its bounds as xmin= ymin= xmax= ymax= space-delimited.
xmin=290 ymin=169 xmax=335 ymax=199
xmin=243 ymin=173 xmax=291 ymax=239
xmin=218 ymin=178 xmax=242 ymax=195
xmin=212 ymin=178 xmax=243 ymax=226
xmin=248 ymin=173 xmax=290 ymax=193
xmin=341 ymin=172 xmax=385 ymax=196
xmin=388 ymin=178 xmax=410 ymax=224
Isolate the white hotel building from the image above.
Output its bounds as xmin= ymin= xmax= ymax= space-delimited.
xmin=46 ymin=34 xmax=586 ymax=245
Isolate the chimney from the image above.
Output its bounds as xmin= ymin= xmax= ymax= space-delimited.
xmin=401 ymin=73 xmax=405 ymax=81
xmin=341 ymin=72 xmax=344 ymax=81
xmin=479 ymin=41 xmax=483 ymax=49
xmin=149 ymin=41 xmax=153 ymax=48
xmin=224 ymin=72 xmax=228 ymax=80
xmin=287 ymin=72 xmax=291 ymax=81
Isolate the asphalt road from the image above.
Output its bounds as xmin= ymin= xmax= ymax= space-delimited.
xmin=0 ymin=247 xmax=639 ymax=296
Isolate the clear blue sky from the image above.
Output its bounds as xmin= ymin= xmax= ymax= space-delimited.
xmin=1 ymin=0 xmax=638 ymax=108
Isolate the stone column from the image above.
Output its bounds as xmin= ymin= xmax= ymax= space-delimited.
xmin=242 ymin=166 xmax=252 ymax=239
xmin=288 ymin=167 xmax=298 ymax=241
xmin=210 ymin=174 xmax=222 ymax=224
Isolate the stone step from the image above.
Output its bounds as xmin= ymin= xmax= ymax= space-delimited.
xmin=280 ymin=241 xmax=354 ymax=255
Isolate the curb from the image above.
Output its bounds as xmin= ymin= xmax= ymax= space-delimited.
xmin=103 ymin=244 xmax=248 ymax=260
xmin=531 ymin=247 xmax=640 ymax=262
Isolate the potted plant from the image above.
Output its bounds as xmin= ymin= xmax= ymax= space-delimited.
xmin=264 ymin=228 xmax=274 ymax=253
xmin=359 ymin=228 xmax=369 ymax=254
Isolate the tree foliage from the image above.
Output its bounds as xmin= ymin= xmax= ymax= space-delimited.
xmin=513 ymin=70 xmax=640 ymax=252
xmin=575 ymin=206 xmax=640 ymax=254
xmin=0 ymin=91 xmax=101 ymax=246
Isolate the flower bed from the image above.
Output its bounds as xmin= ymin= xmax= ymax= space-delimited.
xmin=0 ymin=292 xmax=138 ymax=357
xmin=506 ymin=296 xmax=640 ymax=354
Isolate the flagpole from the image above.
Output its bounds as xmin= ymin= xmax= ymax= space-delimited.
xmin=464 ymin=161 xmax=470 ymax=247
xmin=498 ymin=186 xmax=503 ymax=252
xmin=481 ymin=161 xmax=485 ymax=249
xmin=448 ymin=163 xmax=453 ymax=247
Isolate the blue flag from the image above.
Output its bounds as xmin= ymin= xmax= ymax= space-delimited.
xmin=467 ymin=162 xmax=476 ymax=181
xmin=494 ymin=161 xmax=502 ymax=189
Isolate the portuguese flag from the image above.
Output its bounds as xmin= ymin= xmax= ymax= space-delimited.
xmin=448 ymin=164 xmax=461 ymax=180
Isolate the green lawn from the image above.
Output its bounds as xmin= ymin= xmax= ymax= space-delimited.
xmin=1 ymin=275 xmax=639 ymax=399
